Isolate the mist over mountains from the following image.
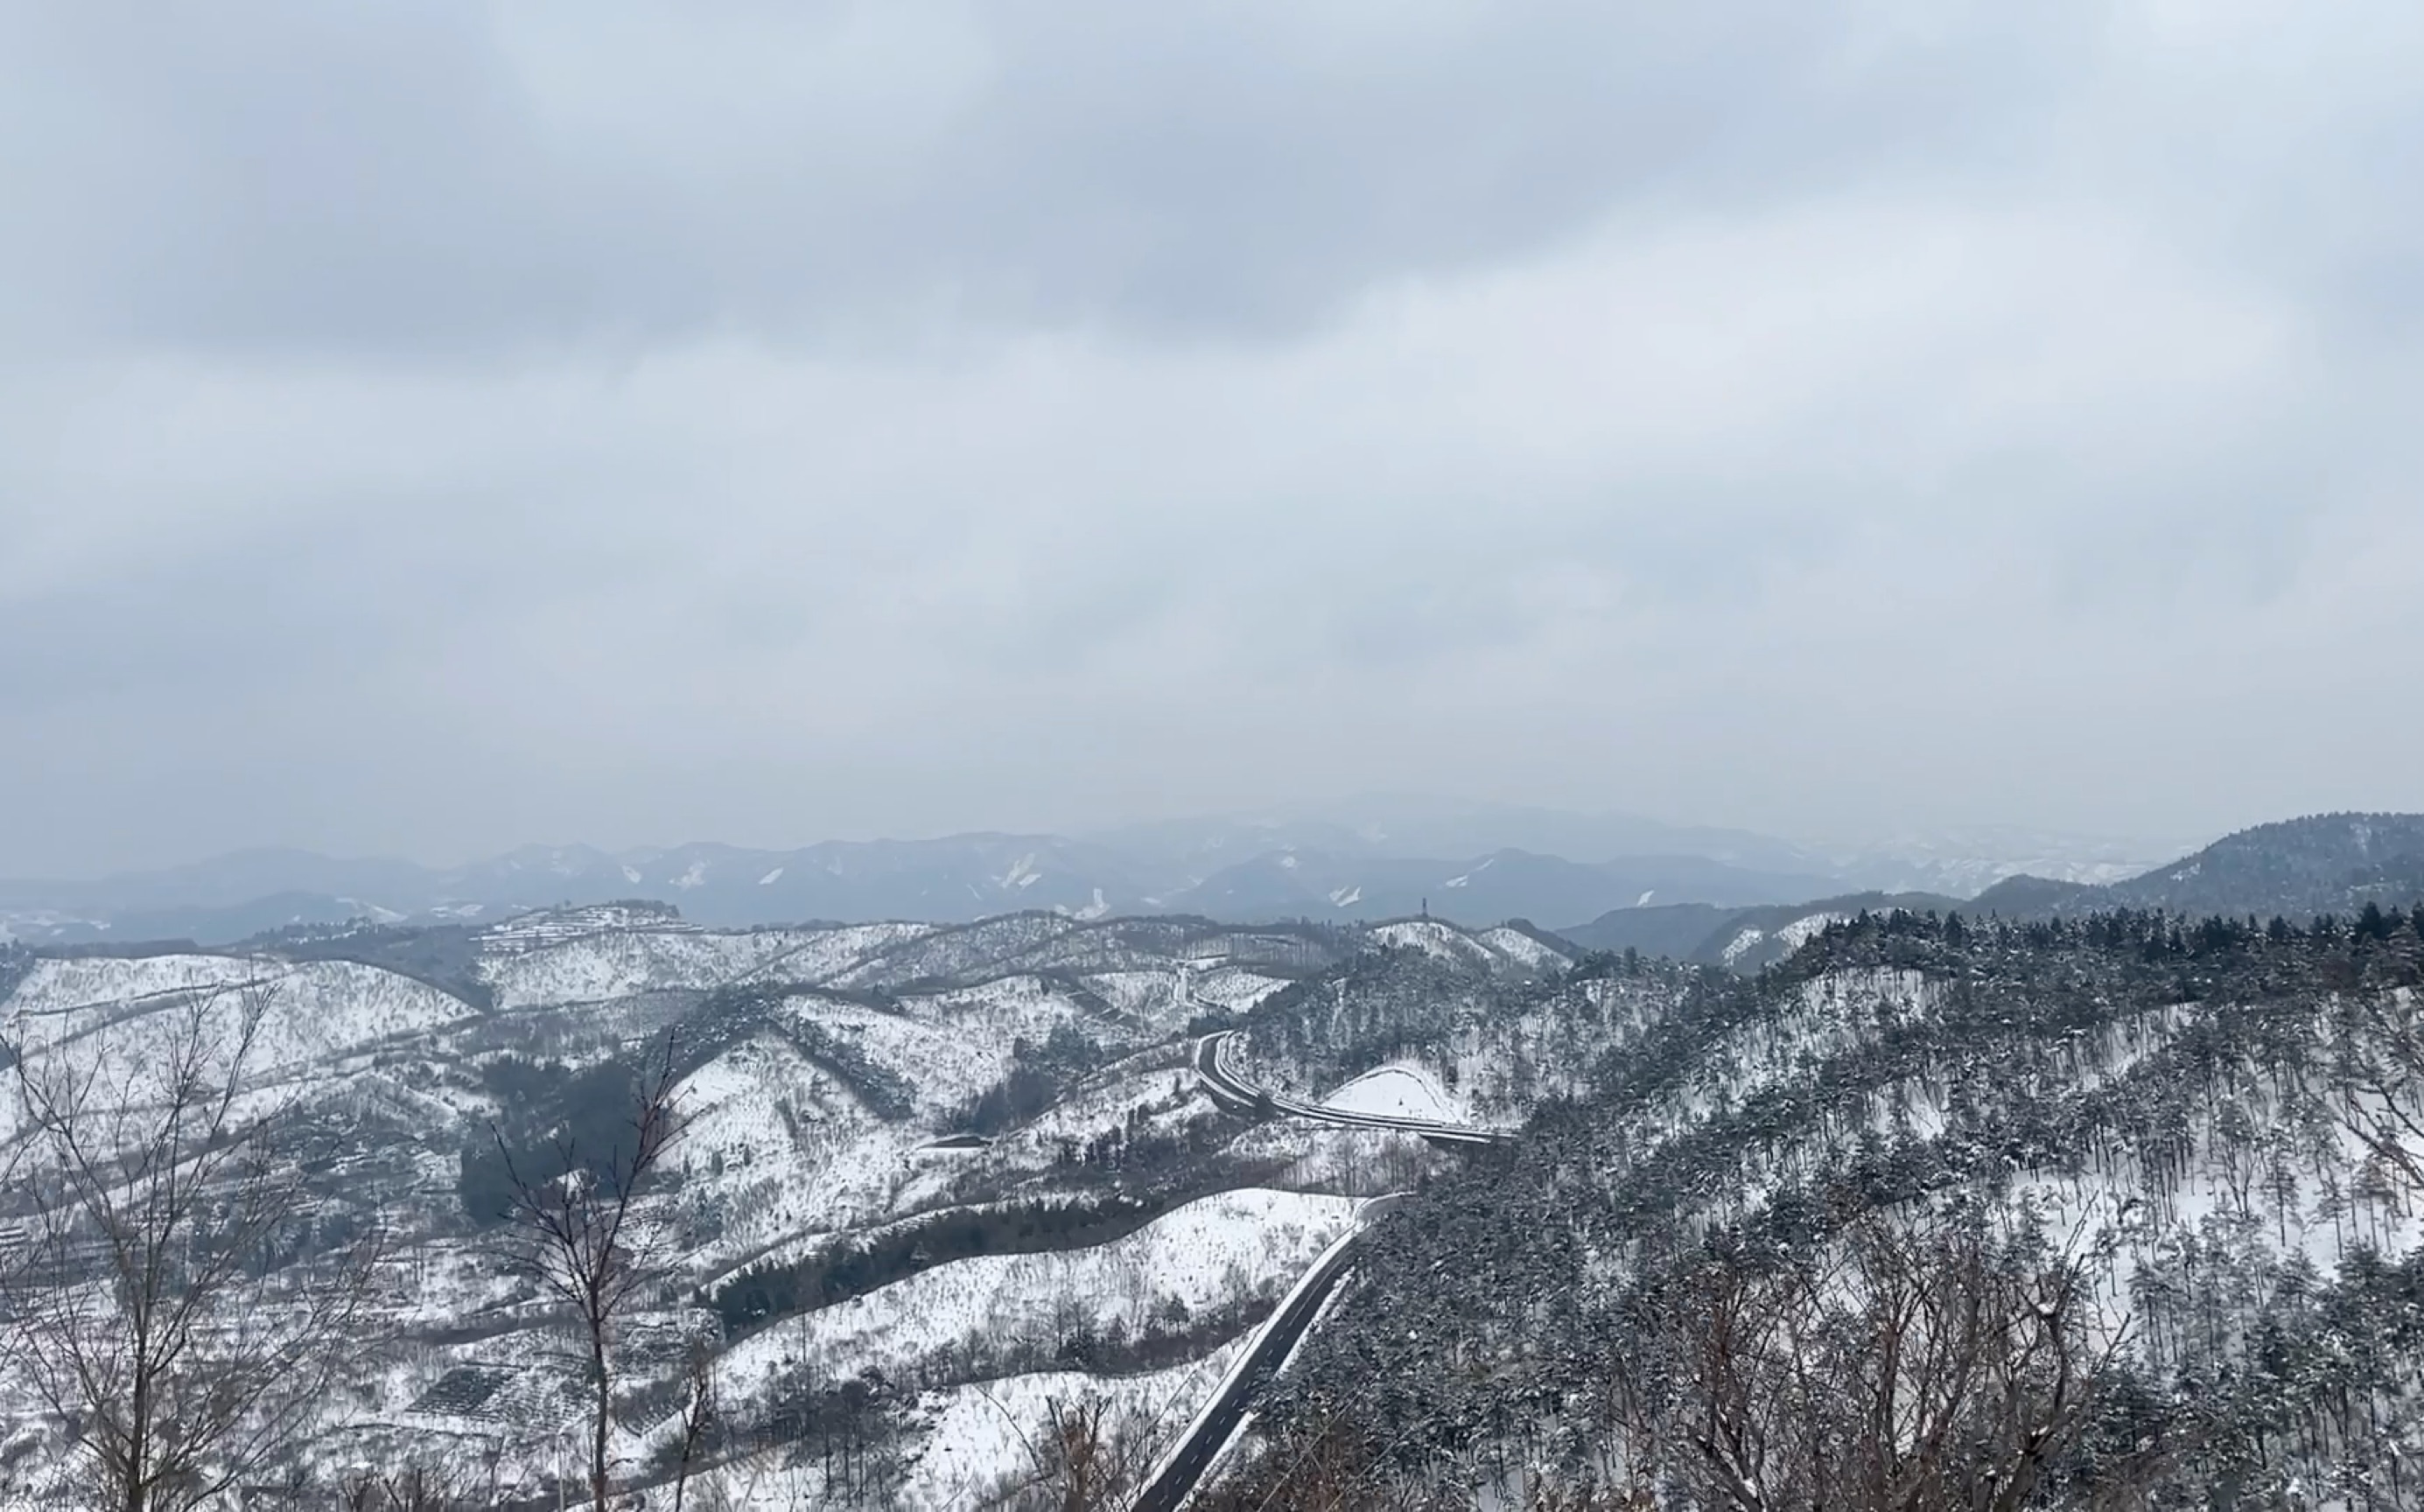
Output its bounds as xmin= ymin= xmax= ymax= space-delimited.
xmin=10 ymin=820 xmax=2424 ymax=1506
xmin=4 ymin=799 xmax=2396 ymax=952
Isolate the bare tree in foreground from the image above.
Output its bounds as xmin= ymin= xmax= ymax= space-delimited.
xmin=2336 ymin=988 xmax=2424 ymax=1198
xmin=0 ymin=984 xmax=382 ymax=1511
xmin=1614 ymin=1206 xmax=2147 ymax=1512
xmin=985 ymin=1390 xmax=1164 ymax=1512
xmin=495 ymin=1031 xmax=685 ymax=1509
xmin=669 ymin=1340 xmax=719 ymax=1512
xmin=339 ymin=1464 xmax=466 ymax=1511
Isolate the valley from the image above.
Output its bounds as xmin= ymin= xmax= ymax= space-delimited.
xmin=0 ymin=907 xmax=1558 ymax=1508
xmin=7 ymin=813 xmax=2424 ymax=1507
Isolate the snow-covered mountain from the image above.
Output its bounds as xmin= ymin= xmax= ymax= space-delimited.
xmin=11 ymin=856 xmax=2424 ymax=1507
xmin=1213 ymin=907 xmax=2424 ymax=1508
xmin=3 ymin=800 xmax=2206 ymax=947
xmin=1560 ymin=811 xmax=2424 ymax=973
xmin=0 ymin=907 xmax=1566 ymax=1507
xmin=1804 ymin=822 xmax=2189 ymax=894
xmin=1156 ymin=846 xmax=1830 ymax=925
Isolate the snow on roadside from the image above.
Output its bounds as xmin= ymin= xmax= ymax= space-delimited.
xmin=678 ymin=1338 xmax=1251 ymax=1510
xmin=900 ymin=1340 xmax=1250 ymax=1510
xmin=1321 ymin=1063 xmax=1468 ymax=1124
xmin=715 ymin=1189 xmax=1356 ymax=1395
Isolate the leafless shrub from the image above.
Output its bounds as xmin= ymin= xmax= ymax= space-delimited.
xmin=337 ymin=1462 xmax=472 ymax=1510
xmin=669 ymin=1340 xmax=718 ymax=1512
xmin=0 ymin=984 xmax=383 ymax=1512
xmin=2335 ymin=989 xmax=2424 ymax=1198
xmin=1612 ymin=1205 xmax=2150 ymax=1512
xmin=985 ymin=1385 xmax=1194 ymax=1512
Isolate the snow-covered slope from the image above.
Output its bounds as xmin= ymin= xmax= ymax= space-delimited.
xmin=0 ymin=906 xmax=1567 ymax=1507
xmin=1321 ymin=1065 xmax=1468 ymax=1124
xmin=716 ymin=1188 xmax=1355 ymax=1390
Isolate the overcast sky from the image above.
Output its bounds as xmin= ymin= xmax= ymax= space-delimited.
xmin=4 ymin=2 xmax=2420 ymax=874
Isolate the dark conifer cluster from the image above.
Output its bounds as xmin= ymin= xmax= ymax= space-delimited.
xmin=1221 ymin=907 xmax=2424 ymax=1508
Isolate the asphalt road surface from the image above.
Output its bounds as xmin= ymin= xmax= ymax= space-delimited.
xmin=1122 ymin=1038 xmax=1512 ymax=1509
xmin=1192 ymin=1031 xmax=1513 ymax=1144
xmin=1128 ymin=1211 xmax=1380 ymax=1512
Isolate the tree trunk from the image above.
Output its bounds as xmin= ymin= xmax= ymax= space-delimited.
xmin=592 ymin=1327 xmax=612 ymax=1508
xmin=123 ymin=1370 xmax=149 ymax=1512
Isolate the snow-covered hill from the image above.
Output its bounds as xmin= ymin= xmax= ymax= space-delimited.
xmin=1222 ymin=908 xmax=2424 ymax=1508
xmin=0 ymin=907 xmax=1557 ymax=1506
xmin=36 ymin=895 xmax=2413 ymax=1508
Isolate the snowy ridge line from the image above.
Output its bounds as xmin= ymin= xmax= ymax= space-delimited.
xmin=1129 ymin=1194 xmax=1399 ymax=1512
xmin=2 ymin=954 xmax=282 ymax=1019
xmin=1194 ymin=1032 xmax=1515 ymax=1144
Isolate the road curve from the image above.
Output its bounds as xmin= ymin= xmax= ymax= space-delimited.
xmin=1193 ymin=1032 xmax=1515 ymax=1145
xmin=1123 ymin=1040 xmax=1514 ymax=1510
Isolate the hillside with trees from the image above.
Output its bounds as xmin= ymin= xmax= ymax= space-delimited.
xmin=1213 ymin=906 xmax=2424 ymax=1508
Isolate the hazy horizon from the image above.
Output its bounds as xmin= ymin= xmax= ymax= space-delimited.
xmin=4 ymin=789 xmax=2221 ymax=884
xmin=8 ymin=4 xmax=2423 ymax=876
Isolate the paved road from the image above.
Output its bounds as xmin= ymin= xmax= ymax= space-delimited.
xmin=1193 ymin=1031 xmax=1514 ymax=1145
xmin=1121 ymin=1041 xmax=1515 ymax=1509
xmin=1127 ymin=1214 xmax=1373 ymax=1512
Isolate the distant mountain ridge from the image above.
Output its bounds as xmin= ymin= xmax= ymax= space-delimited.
xmin=1560 ymin=812 xmax=2424 ymax=971
xmin=1157 ymin=846 xmax=1830 ymax=924
xmin=2021 ymin=812 xmax=2424 ymax=918
xmin=0 ymin=838 xmax=1830 ymax=946
xmin=0 ymin=801 xmax=2231 ymax=948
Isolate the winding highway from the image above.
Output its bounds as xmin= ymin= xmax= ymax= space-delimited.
xmin=1123 ymin=1039 xmax=1513 ymax=1510
xmin=1191 ymin=1031 xmax=1516 ymax=1146
xmin=1127 ymin=1203 xmax=1387 ymax=1512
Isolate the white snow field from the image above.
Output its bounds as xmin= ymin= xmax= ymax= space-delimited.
xmin=0 ymin=908 xmax=1571 ymax=1507
xmin=1321 ymin=1063 xmax=1468 ymax=1124
xmin=1478 ymin=926 xmax=1571 ymax=970
xmin=4 ymin=951 xmax=274 ymax=1018
xmin=668 ymin=1337 xmax=1251 ymax=1510
xmin=669 ymin=1034 xmax=933 ymax=1265
xmin=0 ymin=953 xmax=480 ymax=1100
xmin=900 ymin=1341 xmax=1251 ymax=1509
xmin=715 ymin=1188 xmax=1357 ymax=1391
xmin=478 ymin=921 xmax=935 ymax=1009
xmin=1370 ymin=919 xmax=1501 ymax=966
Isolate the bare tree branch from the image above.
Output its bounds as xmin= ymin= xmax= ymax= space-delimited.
xmin=492 ymin=1028 xmax=687 ymax=1508
xmin=1 ymin=982 xmax=386 ymax=1511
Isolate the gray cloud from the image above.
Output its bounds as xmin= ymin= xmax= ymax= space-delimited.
xmin=3 ymin=1 xmax=2422 ymax=874
xmin=1 ymin=2 xmax=2113 ymax=354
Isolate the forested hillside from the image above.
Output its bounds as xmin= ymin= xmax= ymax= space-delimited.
xmin=1560 ymin=813 xmax=2424 ymax=976
xmin=16 ymin=887 xmax=2424 ymax=1508
xmin=1215 ymin=906 xmax=2424 ymax=1508
xmin=0 ymin=906 xmax=1538 ymax=1507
